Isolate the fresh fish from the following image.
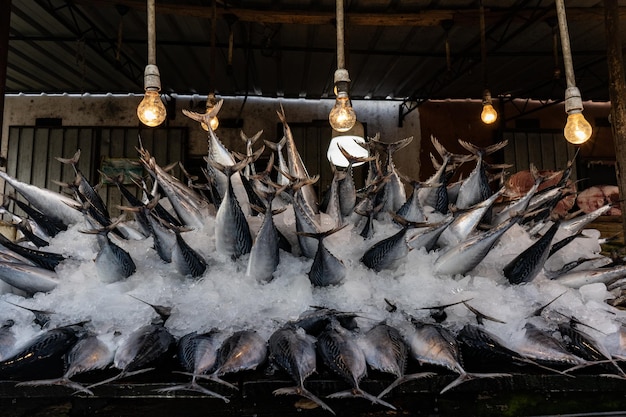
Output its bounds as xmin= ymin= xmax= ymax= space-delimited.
xmin=210 ymin=158 xmax=253 ymax=259
xmin=138 ymin=146 xmax=210 ymax=229
xmin=0 ymin=233 xmax=65 ymax=271
xmin=407 ymin=216 xmax=454 ymax=252
xmin=130 ymin=175 xmax=184 ymax=228
xmin=100 ymin=171 xmax=152 ymax=238
xmin=437 ymin=187 xmax=504 ymax=248
xmin=359 ymin=323 xmax=435 ymax=400
xmin=171 ymin=229 xmax=207 ymax=278
xmin=493 ymin=165 xmax=542 ymax=225
xmin=16 ymin=332 xmax=115 ymax=395
xmin=183 ymin=102 xmax=251 ymax=214
xmin=0 ymin=320 xmax=16 ymax=361
xmin=404 ymin=319 xmax=508 ymax=394
xmin=290 ymin=307 xmax=359 ymax=337
xmin=269 ymin=325 xmax=334 ymax=414
xmin=455 ymin=139 xmax=508 ymax=210
xmin=88 ymin=324 xmax=175 ymax=388
xmin=0 ymin=323 xmax=84 ymax=376
xmin=276 ymin=105 xmax=318 ymax=214
xmin=12 ymin=220 xmax=49 ymax=248
xmin=246 ymin=179 xmax=284 ymax=283
xmin=157 ymin=330 xmax=229 ymax=401
xmin=504 ymin=221 xmax=560 ymax=285
xmin=283 ymin=177 xmax=322 ymax=259
xmin=240 ymin=130 xmax=263 ymax=179
xmin=264 ymin=137 xmax=290 ymax=187
xmin=395 ymin=175 xmax=427 ymax=223
xmin=361 ymin=215 xmax=425 ymax=272
xmin=0 ymin=171 xmax=83 ymax=229
xmin=298 ymin=226 xmax=347 ymax=287
xmin=512 ymin=322 xmax=586 ymax=367
xmin=56 ymin=149 xmax=111 ymax=226
xmin=418 ymin=136 xmax=463 ymax=213
xmin=80 ymin=217 xmax=136 ymax=283
xmin=434 ymin=214 xmax=519 ymax=276
xmin=337 ymin=144 xmax=373 ymax=218
xmin=558 ymin=319 xmax=625 ymax=376
xmin=0 ymin=261 xmax=58 ymax=294
xmin=317 ymin=319 xmax=396 ymax=410
xmin=552 ymin=264 xmax=626 ymax=289
xmin=197 ymin=330 xmax=267 ymax=390
xmin=560 ymin=204 xmax=612 ymax=236
xmin=323 ymin=165 xmax=345 ymax=227
xmin=370 ymin=135 xmax=413 ymax=218
xmin=5 ymin=195 xmax=67 ymax=238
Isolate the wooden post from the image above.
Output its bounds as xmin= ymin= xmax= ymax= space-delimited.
xmin=604 ymin=0 xmax=626 ymax=240
xmin=0 ymin=0 xmax=11 ymax=143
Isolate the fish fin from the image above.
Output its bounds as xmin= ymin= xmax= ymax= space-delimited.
xmin=193 ymin=374 xmax=239 ymax=391
xmin=55 ymin=149 xmax=81 ymax=166
xmin=156 ymin=382 xmax=230 ymax=402
xmin=86 ymin=368 xmax=154 ymax=390
xmin=337 ymin=143 xmax=373 ymax=165
xmin=327 ymin=388 xmax=396 ymax=410
xmin=462 ymin=301 xmax=506 ymax=324
xmin=241 ymin=129 xmax=263 ymax=145
xmin=377 ymin=372 xmax=436 ymax=398
xmin=273 ymin=386 xmax=335 ymax=415
xmin=17 ymin=377 xmax=94 ymax=396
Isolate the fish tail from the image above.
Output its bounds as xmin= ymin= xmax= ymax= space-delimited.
xmin=17 ymin=377 xmax=94 ymax=396
xmin=273 ymin=386 xmax=335 ymax=415
xmin=55 ymin=149 xmax=81 ymax=166
xmin=327 ymin=388 xmax=396 ymax=411
xmin=440 ymin=372 xmax=511 ymax=394
xmin=194 ymin=374 xmax=239 ymax=391
xmin=337 ymin=143 xmax=371 ymax=165
xmin=377 ymin=372 xmax=436 ymax=398
xmin=156 ymin=382 xmax=230 ymax=402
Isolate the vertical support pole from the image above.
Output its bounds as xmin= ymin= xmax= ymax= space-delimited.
xmin=604 ymin=0 xmax=626 ymax=238
xmin=0 ymin=0 xmax=12 ymax=156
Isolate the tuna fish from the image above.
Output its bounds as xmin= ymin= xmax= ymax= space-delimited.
xmin=0 ymin=323 xmax=84 ymax=377
xmin=359 ymin=323 xmax=435 ymax=400
xmin=0 ymin=233 xmax=65 ymax=271
xmin=511 ymin=322 xmax=586 ymax=367
xmin=298 ymin=226 xmax=347 ymax=287
xmin=434 ymin=214 xmax=520 ymax=276
xmin=0 ymin=320 xmax=16 ymax=361
xmin=197 ymin=330 xmax=268 ymax=390
xmin=0 ymin=170 xmax=82 ymax=226
xmin=210 ymin=158 xmax=253 ymax=259
xmin=455 ymin=139 xmax=508 ymax=210
xmin=5 ymin=195 xmax=67 ymax=238
xmin=157 ymin=330 xmax=230 ymax=401
xmin=269 ymin=324 xmax=334 ymax=414
xmin=317 ymin=319 xmax=396 ymax=410
xmin=264 ymin=137 xmax=290 ymax=187
xmin=80 ymin=217 xmax=136 ymax=283
xmin=418 ymin=136 xmax=464 ymax=213
xmin=0 ymin=261 xmax=59 ymax=294
xmin=16 ymin=332 xmax=115 ymax=395
xmin=552 ymin=264 xmax=626 ymax=289
xmin=361 ymin=215 xmax=426 ymax=272
xmin=504 ymin=221 xmax=560 ymax=285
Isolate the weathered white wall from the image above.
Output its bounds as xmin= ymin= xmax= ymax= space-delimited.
xmin=2 ymin=95 xmax=421 ymax=179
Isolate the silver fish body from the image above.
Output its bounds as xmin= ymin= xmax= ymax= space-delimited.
xmin=171 ymin=232 xmax=207 ymax=278
xmin=212 ymin=330 xmax=268 ymax=382
xmin=94 ymin=234 xmax=136 ymax=283
xmin=113 ymin=324 xmax=175 ymax=373
xmin=553 ymin=264 xmax=626 ymax=289
xmin=434 ymin=215 xmax=518 ymax=276
xmin=0 ymin=261 xmax=58 ymax=294
xmin=214 ymin=168 xmax=253 ymax=259
xmin=246 ymin=204 xmax=281 ymax=283
xmin=359 ymin=323 xmax=407 ymax=378
xmin=504 ymin=221 xmax=560 ymax=285
xmin=0 ymin=320 xmax=16 ymax=361
xmin=513 ymin=323 xmax=585 ymax=366
xmin=361 ymin=227 xmax=410 ymax=272
xmin=0 ymin=170 xmax=83 ymax=226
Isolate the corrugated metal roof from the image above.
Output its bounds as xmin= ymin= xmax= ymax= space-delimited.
xmin=6 ymin=0 xmax=622 ymax=103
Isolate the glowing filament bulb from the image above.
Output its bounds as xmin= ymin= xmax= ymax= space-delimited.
xmin=137 ymin=89 xmax=167 ymax=127
xmin=564 ymin=111 xmax=592 ymax=144
xmin=329 ymin=92 xmax=356 ymax=132
xmin=481 ymin=102 xmax=498 ymax=124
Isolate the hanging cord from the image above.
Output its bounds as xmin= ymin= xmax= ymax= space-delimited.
xmin=336 ymin=0 xmax=345 ymax=70
xmin=442 ymin=19 xmax=453 ymax=73
xmin=555 ymin=0 xmax=575 ymax=89
xmin=147 ymin=0 xmax=156 ymax=66
xmin=210 ymin=0 xmax=217 ymax=93
xmin=552 ymin=22 xmax=561 ymax=79
xmin=480 ymin=2 xmax=487 ymax=89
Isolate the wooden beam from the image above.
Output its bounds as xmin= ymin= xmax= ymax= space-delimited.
xmin=76 ymin=0 xmax=626 ymax=26
xmin=0 ymin=0 xmax=11 ymax=156
xmin=604 ymin=0 xmax=626 ymax=240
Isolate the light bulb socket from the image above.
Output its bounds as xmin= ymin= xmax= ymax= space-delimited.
xmin=482 ymin=89 xmax=493 ymax=105
xmin=333 ymin=69 xmax=351 ymax=84
xmin=206 ymin=92 xmax=218 ymax=110
xmin=564 ymin=86 xmax=584 ymax=114
xmin=143 ymin=64 xmax=162 ymax=91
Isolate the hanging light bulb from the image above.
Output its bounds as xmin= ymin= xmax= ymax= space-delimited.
xmin=556 ymin=0 xmax=592 ymax=145
xmin=564 ymin=86 xmax=592 ymax=144
xmin=136 ymin=0 xmax=166 ymax=127
xmin=201 ymin=93 xmax=220 ymax=131
xmin=329 ymin=69 xmax=356 ymax=132
xmin=480 ymin=89 xmax=498 ymax=125
xmin=137 ymin=64 xmax=167 ymax=127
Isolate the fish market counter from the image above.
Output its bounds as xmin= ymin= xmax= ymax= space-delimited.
xmin=2 ymin=373 xmax=626 ymax=417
